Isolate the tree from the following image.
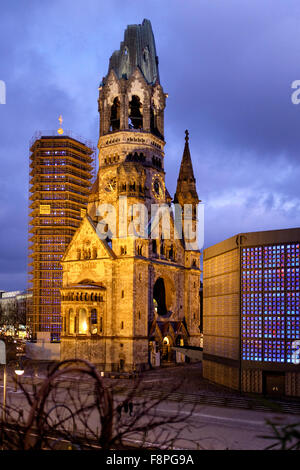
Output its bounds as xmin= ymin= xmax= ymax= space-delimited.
xmin=0 ymin=359 xmax=201 ymax=450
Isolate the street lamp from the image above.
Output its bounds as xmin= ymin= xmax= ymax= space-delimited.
xmin=14 ymin=361 xmax=24 ymax=392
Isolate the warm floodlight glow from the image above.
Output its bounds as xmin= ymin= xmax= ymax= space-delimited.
xmin=57 ymin=115 xmax=64 ymax=134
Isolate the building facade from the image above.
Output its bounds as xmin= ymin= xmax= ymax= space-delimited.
xmin=203 ymin=228 xmax=300 ymax=397
xmin=28 ymin=133 xmax=95 ymax=342
xmin=59 ymin=19 xmax=202 ymax=372
xmin=0 ymin=290 xmax=32 ymax=336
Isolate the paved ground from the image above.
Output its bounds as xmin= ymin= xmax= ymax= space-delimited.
xmin=2 ymin=360 xmax=300 ymax=414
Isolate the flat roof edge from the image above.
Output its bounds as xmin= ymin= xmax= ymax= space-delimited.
xmin=204 ymin=227 xmax=300 ymax=260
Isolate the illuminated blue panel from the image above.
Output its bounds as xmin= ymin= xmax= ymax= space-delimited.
xmin=241 ymin=243 xmax=300 ymax=364
xmin=263 ymin=316 xmax=285 ymax=339
xmin=242 ymin=339 xmax=262 ymax=361
xmin=242 ymin=293 xmax=262 ymax=315
xmin=264 ymin=293 xmax=284 ymax=315
xmin=263 ymin=245 xmax=285 ymax=268
xmin=242 ymin=316 xmax=262 ymax=338
xmin=263 ymin=268 xmax=284 ymax=291
xmin=286 ymin=268 xmax=300 ymax=291
xmin=286 ymin=292 xmax=299 ymax=315
xmin=286 ymin=317 xmax=300 ymax=340
xmin=242 ymin=247 xmax=263 ymax=269
xmin=264 ymin=340 xmax=285 ymax=362
xmin=242 ymin=269 xmax=263 ymax=292
xmin=286 ymin=244 xmax=300 ymax=267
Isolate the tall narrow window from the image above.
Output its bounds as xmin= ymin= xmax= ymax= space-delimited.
xmin=91 ymin=309 xmax=97 ymax=334
xmin=69 ymin=309 xmax=75 ymax=334
xmin=128 ymin=95 xmax=143 ymax=129
xmin=110 ymin=97 xmax=120 ymax=131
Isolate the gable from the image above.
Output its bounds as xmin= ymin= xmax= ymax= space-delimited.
xmin=127 ymin=67 xmax=149 ymax=101
xmin=62 ymin=216 xmax=115 ymax=262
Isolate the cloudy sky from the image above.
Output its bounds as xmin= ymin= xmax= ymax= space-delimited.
xmin=1 ymin=0 xmax=300 ymax=291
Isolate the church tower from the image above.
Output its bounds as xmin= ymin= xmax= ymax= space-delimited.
xmin=88 ymin=18 xmax=169 ymax=223
xmin=60 ymin=20 xmax=202 ymax=372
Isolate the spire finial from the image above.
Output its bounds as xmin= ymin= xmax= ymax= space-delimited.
xmin=185 ymin=129 xmax=189 ymax=143
xmin=57 ymin=115 xmax=64 ymax=135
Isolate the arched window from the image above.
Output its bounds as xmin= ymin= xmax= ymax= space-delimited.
xmin=153 ymin=278 xmax=167 ymax=316
xmin=110 ymin=97 xmax=120 ymax=131
xmin=128 ymin=95 xmax=143 ymax=129
xmin=79 ymin=308 xmax=88 ymax=334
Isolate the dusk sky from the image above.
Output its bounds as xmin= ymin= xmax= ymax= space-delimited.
xmin=1 ymin=0 xmax=300 ymax=291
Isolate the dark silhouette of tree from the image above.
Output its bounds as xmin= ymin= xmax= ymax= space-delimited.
xmin=0 ymin=359 xmax=201 ymax=450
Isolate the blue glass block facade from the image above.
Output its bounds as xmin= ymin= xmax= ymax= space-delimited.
xmin=241 ymin=243 xmax=300 ymax=363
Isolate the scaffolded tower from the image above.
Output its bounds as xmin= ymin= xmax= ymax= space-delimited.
xmin=28 ymin=130 xmax=95 ymax=341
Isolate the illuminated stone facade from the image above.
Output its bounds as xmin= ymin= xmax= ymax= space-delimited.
xmin=60 ymin=20 xmax=201 ymax=372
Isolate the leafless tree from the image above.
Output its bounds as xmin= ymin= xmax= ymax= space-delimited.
xmin=261 ymin=420 xmax=300 ymax=450
xmin=0 ymin=359 xmax=202 ymax=450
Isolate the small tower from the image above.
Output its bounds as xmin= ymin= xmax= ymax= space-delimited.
xmin=174 ymin=130 xmax=200 ymax=247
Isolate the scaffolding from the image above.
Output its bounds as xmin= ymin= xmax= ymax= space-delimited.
xmin=27 ymin=132 xmax=96 ymax=341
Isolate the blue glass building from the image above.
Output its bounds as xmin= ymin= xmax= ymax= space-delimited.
xmin=203 ymin=228 xmax=300 ymax=397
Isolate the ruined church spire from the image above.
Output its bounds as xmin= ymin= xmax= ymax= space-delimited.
xmin=106 ymin=19 xmax=159 ymax=85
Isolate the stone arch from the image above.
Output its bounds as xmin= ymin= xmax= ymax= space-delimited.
xmin=153 ymin=275 xmax=175 ymax=317
xmin=128 ymin=95 xmax=143 ymax=129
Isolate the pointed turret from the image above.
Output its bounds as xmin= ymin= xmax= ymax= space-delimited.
xmin=174 ymin=130 xmax=199 ymax=207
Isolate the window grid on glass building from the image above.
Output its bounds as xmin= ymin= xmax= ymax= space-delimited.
xmin=241 ymin=243 xmax=300 ymax=363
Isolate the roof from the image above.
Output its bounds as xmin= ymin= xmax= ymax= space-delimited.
xmin=63 ymin=283 xmax=106 ymax=290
